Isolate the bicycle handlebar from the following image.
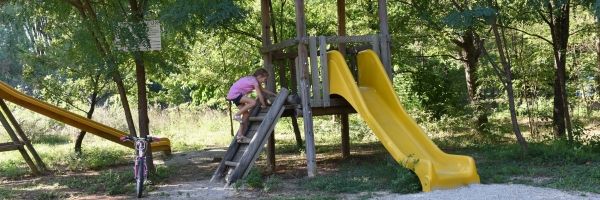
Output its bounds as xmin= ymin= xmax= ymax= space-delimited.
xmin=120 ymin=136 xmax=161 ymax=142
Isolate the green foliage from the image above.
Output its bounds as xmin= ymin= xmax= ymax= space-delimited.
xmin=244 ymin=167 xmax=264 ymax=189
xmin=443 ymin=7 xmax=495 ymax=29
xmin=160 ymin=0 xmax=247 ymax=40
xmin=409 ymin=59 xmax=469 ymax=119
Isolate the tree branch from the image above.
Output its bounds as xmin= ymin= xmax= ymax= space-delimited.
xmin=499 ymin=25 xmax=553 ymax=45
xmin=412 ymin=54 xmax=467 ymax=62
xmin=538 ymin=10 xmax=551 ymax=27
xmin=481 ymin=45 xmax=508 ymax=89
xmin=223 ymin=26 xmax=262 ymax=42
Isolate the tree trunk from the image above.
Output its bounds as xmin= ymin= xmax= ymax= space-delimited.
xmin=133 ymin=52 xmax=154 ymax=173
xmin=74 ymin=88 xmax=99 ymax=154
xmin=112 ymin=74 xmax=138 ymax=137
xmin=452 ymin=30 xmax=487 ymax=130
xmin=546 ymin=1 xmax=572 ymax=140
xmin=488 ymin=7 xmax=528 ymax=153
xmin=128 ymin=0 xmax=155 ymax=173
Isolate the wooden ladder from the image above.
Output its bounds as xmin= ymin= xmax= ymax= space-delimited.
xmin=210 ymin=88 xmax=289 ymax=185
xmin=0 ymin=98 xmax=46 ymax=175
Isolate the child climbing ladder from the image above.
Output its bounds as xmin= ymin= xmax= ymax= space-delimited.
xmin=213 ymin=88 xmax=289 ymax=185
xmin=226 ymin=68 xmax=276 ymax=143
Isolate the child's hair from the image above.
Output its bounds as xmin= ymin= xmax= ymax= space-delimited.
xmin=253 ymin=68 xmax=269 ymax=77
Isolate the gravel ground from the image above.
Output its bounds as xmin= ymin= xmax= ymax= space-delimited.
xmin=375 ymin=184 xmax=600 ymax=200
xmin=148 ymin=182 xmax=600 ymax=200
xmin=147 ymin=150 xmax=600 ymax=199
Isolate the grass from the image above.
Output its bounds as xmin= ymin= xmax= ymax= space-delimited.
xmin=463 ymin=140 xmax=600 ymax=193
xmin=300 ymin=151 xmax=421 ymax=194
xmin=1 ymin=105 xmax=600 ymax=198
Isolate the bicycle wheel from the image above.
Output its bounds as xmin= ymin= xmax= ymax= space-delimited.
xmin=136 ymin=157 xmax=145 ymax=198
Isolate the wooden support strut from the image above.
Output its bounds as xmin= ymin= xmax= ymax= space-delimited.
xmin=294 ymin=0 xmax=317 ymax=177
xmin=0 ymin=99 xmax=41 ymax=175
xmin=378 ymin=0 xmax=393 ymax=80
xmin=309 ymin=36 xmax=322 ymax=106
xmin=0 ymin=99 xmax=47 ymax=172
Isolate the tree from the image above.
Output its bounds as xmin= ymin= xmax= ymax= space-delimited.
xmin=482 ymin=0 xmax=529 ymax=152
xmin=525 ymin=0 xmax=573 ymax=140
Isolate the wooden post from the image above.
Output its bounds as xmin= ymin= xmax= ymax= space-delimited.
xmin=0 ymin=102 xmax=40 ymax=175
xmin=309 ymin=36 xmax=321 ymax=106
xmin=0 ymin=100 xmax=46 ymax=171
xmin=341 ymin=113 xmax=350 ymax=159
xmin=295 ymin=0 xmax=317 ymax=177
xmin=337 ymin=0 xmax=346 ymax=55
xmin=319 ymin=36 xmax=330 ymax=107
xmin=291 ymin=114 xmax=303 ymax=148
xmin=378 ymin=0 xmax=393 ymax=81
xmin=261 ymin=0 xmax=276 ymax=171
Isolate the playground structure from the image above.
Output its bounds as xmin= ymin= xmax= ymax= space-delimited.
xmin=211 ymin=0 xmax=480 ymax=192
xmin=0 ymin=80 xmax=172 ymax=175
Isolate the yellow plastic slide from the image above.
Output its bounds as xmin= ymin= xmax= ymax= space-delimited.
xmin=328 ymin=50 xmax=479 ymax=191
xmin=0 ymin=81 xmax=171 ymax=154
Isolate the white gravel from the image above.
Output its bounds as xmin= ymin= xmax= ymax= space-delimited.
xmin=147 ymin=182 xmax=600 ymax=200
xmin=374 ymin=184 xmax=600 ymax=200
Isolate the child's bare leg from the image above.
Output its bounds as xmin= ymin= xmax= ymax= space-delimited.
xmin=234 ymin=97 xmax=256 ymax=117
xmin=237 ymin=110 xmax=250 ymax=138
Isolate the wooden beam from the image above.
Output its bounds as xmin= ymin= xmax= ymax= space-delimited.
xmin=294 ymin=0 xmax=317 ymax=177
xmin=0 ymin=103 xmax=40 ymax=175
xmin=341 ymin=114 xmax=350 ymax=159
xmin=267 ymin=130 xmax=276 ymax=172
xmin=309 ymin=37 xmax=321 ymax=104
xmin=262 ymin=0 xmax=276 ymax=171
xmin=319 ymin=36 xmax=330 ymax=107
xmin=261 ymin=0 xmax=275 ymax=91
xmin=273 ymin=50 xmax=298 ymax=60
xmin=291 ymin=114 xmax=303 ymax=148
xmin=0 ymin=142 xmax=20 ymax=152
xmin=378 ymin=0 xmax=393 ymax=80
xmin=337 ymin=0 xmax=346 ymax=55
xmin=0 ymin=99 xmax=46 ymax=172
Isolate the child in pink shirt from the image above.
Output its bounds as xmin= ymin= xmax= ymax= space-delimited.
xmin=226 ymin=68 xmax=275 ymax=142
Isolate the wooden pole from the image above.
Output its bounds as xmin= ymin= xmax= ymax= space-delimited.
xmin=0 ymin=99 xmax=46 ymax=171
xmin=341 ymin=113 xmax=350 ymax=159
xmin=292 ymin=113 xmax=303 ymax=148
xmin=295 ymin=0 xmax=317 ymax=177
xmin=0 ymin=103 xmax=40 ymax=175
xmin=261 ymin=0 xmax=276 ymax=172
xmin=377 ymin=0 xmax=393 ymax=81
xmin=337 ymin=0 xmax=346 ymax=55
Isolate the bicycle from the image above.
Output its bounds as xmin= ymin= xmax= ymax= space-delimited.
xmin=120 ymin=135 xmax=159 ymax=198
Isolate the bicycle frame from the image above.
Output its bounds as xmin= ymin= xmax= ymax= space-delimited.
xmin=133 ymin=140 xmax=148 ymax=180
xmin=120 ymin=135 xmax=158 ymax=198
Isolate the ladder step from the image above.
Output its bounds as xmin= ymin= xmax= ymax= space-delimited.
xmin=0 ymin=142 xmax=22 ymax=152
xmin=225 ymin=161 xmax=239 ymax=167
xmin=236 ymin=137 xmax=252 ymax=144
xmin=249 ymin=116 xmax=265 ymax=122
